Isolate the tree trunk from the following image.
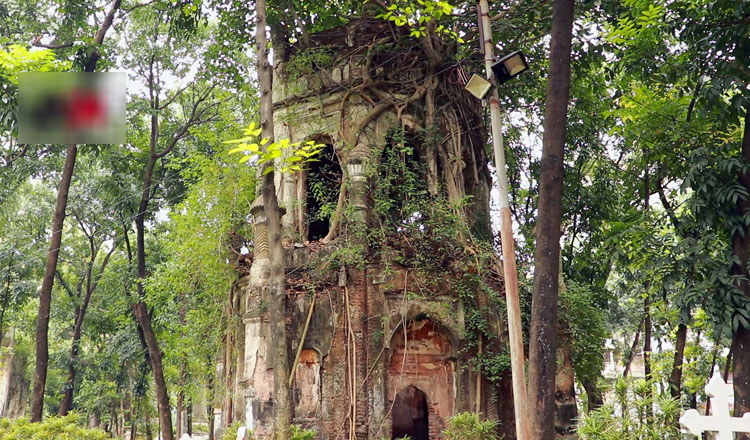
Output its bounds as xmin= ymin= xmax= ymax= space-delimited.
xmin=187 ymin=399 xmax=192 ymax=436
xmin=725 ymin=338 xmax=735 ymax=381
xmin=60 ymin=239 xmax=113 ymax=415
xmin=555 ymin=256 xmax=576 ymax=435
xmin=497 ymin=368 xmax=516 ymax=440
xmin=130 ymin=395 xmax=138 ymax=440
xmin=58 ymin=313 xmax=84 ymax=415
xmin=733 ymin=109 xmax=750 ymax=431
xmin=256 ymin=1 xmax=292 ymax=438
xmin=146 ymin=409 xmax=153 ymax=440
xmin=126 ymin=48 xmax=199 ymax=435
xmin=623 ymin=317 xmax=644 ymax=378
xmin=176 ymin=389 xmax=184 ymax=439
xmin=222 ymin=292 xmax=234 ymax=428
xmin=554 ymin=329 xmax=577 ymax=436
xmin=668 ymin=321 xmax=688 ymax=400
xmin=176 ymin=296 xmax=186 ymax=438
xmin=30 ymin=143 xmax=78 ymax=422
xmin=526 ymin=0 xmax=574 ymax=438
xmin=0 ymin=251 xmax=14 ymax=345
xmin=133 ymin=301 xmax=172 ymax=440
xmin=208 ymin=354 xmax=215 ymax=440
xmin=208 ymin=404 xmax=215 ymax=440
xmin=581 ymin=378 xmax=603 ymax=412
xmin=643 ymin=281 xmax=652 ymax=423
xmin=133 ymin=153 xmax=173 ymax=440
xmin=643 ymin=157 xmax=653 ymax=419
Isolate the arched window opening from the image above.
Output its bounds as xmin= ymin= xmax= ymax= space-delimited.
xmin=375 ymin=130 xmax=427 ymax=230
xmin=305 ymin=143 xmax=341 ymax=242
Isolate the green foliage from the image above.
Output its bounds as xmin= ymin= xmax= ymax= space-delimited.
xmin=370 ymin=133 xmax=471 ymax=272
xmin=286 ymin=46 xmax=334 ymax=80
xmin=376 ymin=0 xmax=463 ymax=42
xmin=578 ymin=378 xmax=681 ymax=440
xmin=290 ymin=424 xmax=316 ymax=440
xmin=0 ymin=44 xmax=69 ymax=170
xmin=148 ymin=147 xmax=257 ymax=402
xmin=326 ymin=240 xmax=367 ymax=270
xmin=2 ymin=0 xmax=749 ymax=430
xmin=0 ymin=45 xmax=69 ymax=83
xmin=0 ymin=414 xmax=108 ymax=440
xmin=226 ymin=122 xmax=325 ymax=174
xmin=559 ymin=281 xmax=609 ymax=385
xmin=442 ymin=412 xmax=500 ymax=440
xmin=221 ymin=420 xmax=243 ymax=440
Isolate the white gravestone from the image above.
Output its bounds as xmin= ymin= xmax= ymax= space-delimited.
xmin=236 ymin=426 xmax=247 ymax=440
xmin=680 ymin=373 xmax=750 ymax=440
xmin=178 ymin=434 xmax=191 ymax=440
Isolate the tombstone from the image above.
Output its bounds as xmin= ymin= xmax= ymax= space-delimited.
xmin=179 ymin=434 xmax=191 ymax=440
xmin=180 ymin=410 xmax=188 ymax=437
xmin=680 ymin=373 xmax=750 ymax=440
xmin=236 ymin=426 xmax=247 ymax=440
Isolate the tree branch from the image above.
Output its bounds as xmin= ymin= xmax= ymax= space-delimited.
xmin=31 ymin=37 xmax=73 ymax=49
xmin=54 ymin=271 xmax=77 ymax=301
xmin=154 ymin=84 xmax=217 ymax=159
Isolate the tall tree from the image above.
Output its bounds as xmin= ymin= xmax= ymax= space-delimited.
xmin=732 ymin=109 xmax=750 ymax=429
xmin=118 ymin=5 xmax=224 ymax=437
xmin=29 ymin=0 xmax=122 ymax=421
xmin=526 ymin=0 xmax=574 ymax=437
xmin=57 ymin=206 xmax=118 ymax=415
xmin=131 ymin=56 xmax=217 ymax=440
xmin=256 ymin=0 xmax=292 ymax=437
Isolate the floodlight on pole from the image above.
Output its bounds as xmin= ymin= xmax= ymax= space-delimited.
xmin=464 ymin=74 xmax=493 ymax=100
xmin=491 ymin=50 xmax=530 ymax=85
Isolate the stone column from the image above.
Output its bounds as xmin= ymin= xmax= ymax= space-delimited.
xmin=281 ymin=173 xmax=297 ymax=246
xmin=366 ymin=278 xmax=387 ymax=439
xmin=347 ymin=160 xmax=368 ymax=226
xmin=242 ymin=197 xmax=274 ymax=438
xmin=0 ymin=328 xmax=15 ymax=417
xmin=344 ymin=159 xmax=371 ymax=437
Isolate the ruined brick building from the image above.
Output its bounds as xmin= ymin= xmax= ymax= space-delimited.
xmin=216 ymin=18 xmax=518 ymax=440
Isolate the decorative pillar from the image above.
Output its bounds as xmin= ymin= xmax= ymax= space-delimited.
xmin=347 ymin=160 xmax=368 ymax=226
xmin=251 ymin=197 xmax=269 ymax=262
xmin=242 ymin=196 xmax=274 ymax=438
xmin=281 ymin=173 xmax=297 ymax=246
xmin=344 ymin=159 xmax=371 ymax=437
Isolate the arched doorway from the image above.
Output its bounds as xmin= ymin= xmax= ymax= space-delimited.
xmin=388 ymin=318 xmax=455 ymax=439
xmin=392 ymin=385 xmax=429 ymax=440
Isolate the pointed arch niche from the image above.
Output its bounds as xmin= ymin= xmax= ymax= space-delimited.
xmin=292 ymin=348 xmax=321 ymax=419
xmin=388 ymin=318 xmax=456 ymax=439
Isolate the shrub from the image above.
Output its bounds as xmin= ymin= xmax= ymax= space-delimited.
xmin=220 ymin=423 xmax=313 ymax=440
xmin=0 ymin=413 xmax=108 ymax=440
xmin=291 ymin=424 xmax=316 ymax=440
xmin=577 ymin=377 xmax=682 ymax=440
xmin=442 ymin=412 xmax=500 ymax=440
xmin=221 ymin=420 xmax=244 ymax=440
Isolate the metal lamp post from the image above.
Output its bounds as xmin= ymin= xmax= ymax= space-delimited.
xmin=469 ymin=2 xmax=532 ymax=439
